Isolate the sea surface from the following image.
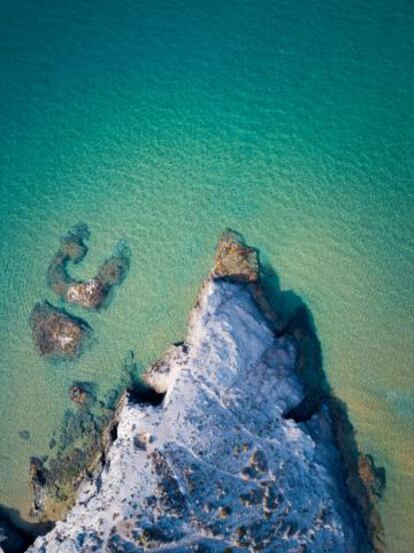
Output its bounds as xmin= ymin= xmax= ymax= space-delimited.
xmin=0 ymin=0 xmax=413 ymax=551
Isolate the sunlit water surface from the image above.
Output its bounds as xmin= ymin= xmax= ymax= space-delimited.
xmin=0 ymin=1 xmax=413 ymax=551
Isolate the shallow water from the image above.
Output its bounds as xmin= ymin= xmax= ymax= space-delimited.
xmin=0 ymin=0 xmax=413 ymax=550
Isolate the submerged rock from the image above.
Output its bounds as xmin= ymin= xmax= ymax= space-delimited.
xmin=29 ymin=458 xmax=51 ymax=516
xmin=46 ymin=225 xmax=90 ymax=298
xmin=69 ymin=382 xmax=96 ymax=407
xmin=97 ymin=244 xmax=130 ymax=288
xmin=65 ymin=244 xmax=130 ymax=309
xmin=28 ymin=401 xmax=123 ymax=524
xmin=28 ymin=377 xmax=130 ymax=525
xmin=47 ymin=225 xmax=130 ymax=310
xmin=59 ymin=224 xmax=90 ymax=264
xmin=27 ymin=232 xmax=384 ymax=553
xmin=69 ymin=386 xmax=88 ymax=406
xmin=29 ymin=302 xmax=90 ymax=358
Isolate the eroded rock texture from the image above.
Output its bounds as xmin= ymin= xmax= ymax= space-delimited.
xmin=29 ymin=302 xmax=90 ymax=358
xmin=27 ymin=232 xmax=384 ymax=553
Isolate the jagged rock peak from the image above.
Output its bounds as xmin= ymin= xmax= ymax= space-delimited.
xmin=211 ymin=229 xmax=259 ymax=283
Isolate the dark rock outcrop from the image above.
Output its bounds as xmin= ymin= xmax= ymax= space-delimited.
xmin=211 ymin=228 xmax=259 ymax=282
xmin=29 ymin=302 xmax=91 ymax=358
xmin=65 ymin=278 xmax=104 ymax=309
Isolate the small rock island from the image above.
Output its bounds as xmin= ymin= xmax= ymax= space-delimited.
xmin=25 ymin=231 xmax=384 ymax=553
xmin=29 ymin=302 xmax=91 ymax=358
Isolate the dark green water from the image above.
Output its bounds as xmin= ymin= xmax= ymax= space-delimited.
xmin=0 ymin=1 xmax=413 ymax=550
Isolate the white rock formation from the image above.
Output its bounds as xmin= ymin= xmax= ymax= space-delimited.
xmin=27 ymin=265 xmax=374 ymax=553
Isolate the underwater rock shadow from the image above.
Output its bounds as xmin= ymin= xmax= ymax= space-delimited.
xmin=260 ymin=262 xmax=329 ymax=421
xmin=258 ymin=258 xmax=387 ymax=553
xmin=192 ymin=228 xmax=386 ymax=552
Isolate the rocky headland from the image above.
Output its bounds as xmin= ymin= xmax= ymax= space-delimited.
xmin=15 ymin=231 xmax=384 ymax=552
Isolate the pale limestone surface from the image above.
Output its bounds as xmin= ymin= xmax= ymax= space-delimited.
xmin=27 ymin=277 xmax=371 ymax=553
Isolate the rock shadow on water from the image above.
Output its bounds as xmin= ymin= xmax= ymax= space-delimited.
xmin=210 ymin=229 xmax=386 ymax=552
xmin=258 ymin=251 xmax=386 ymax=553
xmin=47 ymin=224 xmax=131 ymax=311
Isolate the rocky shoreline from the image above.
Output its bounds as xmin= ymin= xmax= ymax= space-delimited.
xmin=3 ymin=231 xmax=385 ymax=552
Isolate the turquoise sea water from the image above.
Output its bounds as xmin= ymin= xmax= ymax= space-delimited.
xmin=0 ymin=0 xmax=413 ymax=550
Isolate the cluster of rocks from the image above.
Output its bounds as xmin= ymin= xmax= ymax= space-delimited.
xmin=25 ymin=230 xmax=385 ymax=553
xmin=29 ymin=384 xmax=125 ymax=524
xmin=30 ymin=224 xmax=130 ymax=358
xmin=26 ymin=351 xmax=141 ymax=528
xmin=17 ymin=225 xmax=133 ymax=550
